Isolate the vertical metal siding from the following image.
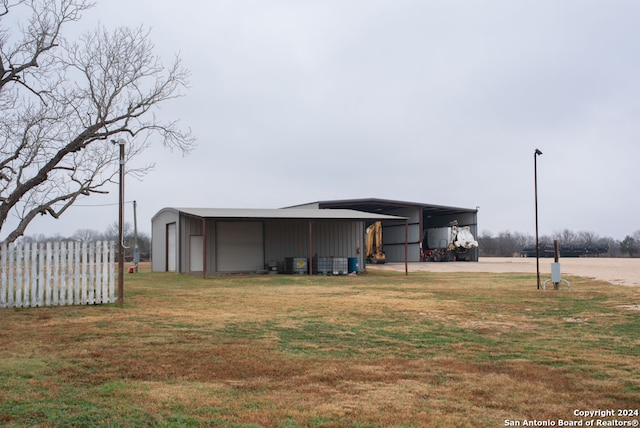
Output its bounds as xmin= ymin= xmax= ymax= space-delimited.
xmin=264 ymin=220 xmax=365 ymax=269
xmin=180 ymin=216 xmax=203 ymax=273
xmin=151 ymin=210 xmax=179 ymax=272
xmin=216 ymin=221 xmax=264 ymax=272
xmin=382 ymin=207 xmax=421 ymax=263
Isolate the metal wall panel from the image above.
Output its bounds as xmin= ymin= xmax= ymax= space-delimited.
xmin=167 ymin=223 xmax=177 ymax=272
xmin=180 ymin=215 xmax=203 ymax=273
xmin=151 ymin=210 xmax=179 ymax=272
xmin=216 ymin=222 xmax=264 ymax=272
xmin=385 ymin=243 xmax=420 ymax=263
xmin=382 ymin=222 xmax=420 ymax=262
xmin=264 ymin=220 xmax=365 ymax=271
xmin=189 ymin=236 xmax=203 ymax=272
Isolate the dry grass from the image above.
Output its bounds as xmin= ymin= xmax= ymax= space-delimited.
xmin=0 ymin=265 xmax=638 ymax=427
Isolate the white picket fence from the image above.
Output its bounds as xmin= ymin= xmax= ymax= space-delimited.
xmin=0 ymin=241 xmax=116 ymax=309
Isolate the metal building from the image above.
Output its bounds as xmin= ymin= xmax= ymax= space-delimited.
xmin=151 ymin=207 xmax=406 ymax=275
xmin=288 ymin=198 xmax=479 ymax=262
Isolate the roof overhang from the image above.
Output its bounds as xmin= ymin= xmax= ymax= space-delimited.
xmin=289 ymin=198 xmax=478 ymax=217
xmin=154 ymin=207 xmax=406 ymax=222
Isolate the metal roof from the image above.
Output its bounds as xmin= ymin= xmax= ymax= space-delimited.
xmin=155 ymin=207 xmax=406 ymax=221
xmin=288 ymin=198 xmax=478 ymax=216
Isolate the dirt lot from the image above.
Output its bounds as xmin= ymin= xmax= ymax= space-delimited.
xmin=368 ymin=257 xmax=640 ymax=286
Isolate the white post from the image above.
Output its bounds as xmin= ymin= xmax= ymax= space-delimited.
xmin=1 ymin=243 xmax=7 ymax=308
xmin=30 ymin=242 xmax=38 ymax=307
xmin=109 ymin=241 xmax=115 ymax=303
xmin=66 ymin=241 xmax=73 ymax=305
xmin=70 ymin=242 xmax=82 ymax=305
xmin=101 ymin=241 xmax=109 ymax=303
xmin=45 ymin=242 xmax=53 ymax=306
xmin=16 ymin=243 xmax=22 ymax=308
xmin=38 ymin=243 xmax=45 ymax=307
xmin=62 ymin=242 xmax=68 ymax=305
xmin=8 ymin=244 xmax=14 ymax=308
xmin=23 ymin=242 xmax=30 ymax=307
xmin=51 ymin=242 xmax=59 ymax=306
xmin=81 ymin=241 xmax=88 ymax=304
xmin=94 ymin=241 xmax=102 ymax=303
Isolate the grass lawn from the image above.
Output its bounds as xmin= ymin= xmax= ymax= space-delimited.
xmin=0 ymin=267 xmax=638 ymax=427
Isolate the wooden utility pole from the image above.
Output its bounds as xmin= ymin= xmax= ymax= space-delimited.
xmin=133 ymin=200 xmax=139 ymax=273
xmin=113 ymin=139 xmax=126 ymax=307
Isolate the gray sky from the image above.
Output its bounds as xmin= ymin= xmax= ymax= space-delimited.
xmin=11 ymin=0 xmax=640 ymax=241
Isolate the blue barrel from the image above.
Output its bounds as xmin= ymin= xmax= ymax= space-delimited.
xmin=348 ymin=257 xmax=359 ymax=273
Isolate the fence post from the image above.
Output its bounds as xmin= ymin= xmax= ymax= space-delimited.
xmin=1 ymin=243 xmax=6 ymax=308
xmin=109 ymin=241 xmax=115 ymax=303
xmin=74 ymin=241 xmax=80 ymax=304
xmin=8 ymin=244 xmax=14 ymax=308
xmin=23 ymin=242 xmax=30 ymax=308
xmin=101 ymin=241 xmax=109 ymax=303
xmin=44 ymin=242 xmax=51 ymax=305
xmin=16 ymin=243 xmax=23 ymax=308
xmin=38 ymin=243 xmax=45 ymax=307
xmin=30 ymin=242 xmax=38 ymax=306
xmin=94 ymin=241 xmax=102 ymax=304
xmin=55 ymin=241 xmax=62 ymax=306
xmin=81 ymin=241 xmax=87 ymax=304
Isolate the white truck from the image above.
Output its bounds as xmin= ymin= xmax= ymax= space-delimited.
xmin=422 ymin=222 xmax=478 ymax=262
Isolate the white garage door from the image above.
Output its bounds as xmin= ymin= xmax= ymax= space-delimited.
xmin=167 ymin=223 xmax=176 ymax=272
xmin=216 ymin=222 xmax=264 ymax=272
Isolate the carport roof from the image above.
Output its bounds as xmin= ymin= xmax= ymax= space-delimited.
xmin=155 ymin=207 xmax=406 ymax=221
xmin=290 ymin=198 xmax=478 ymax=216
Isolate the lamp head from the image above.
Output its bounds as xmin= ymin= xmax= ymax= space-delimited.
xmin=535 ymin=148 xmax=543 ymax=156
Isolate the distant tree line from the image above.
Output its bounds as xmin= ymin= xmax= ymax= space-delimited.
xmin=16 ymin=223 xmax=151 ymax=262
xmin=478 ymin=229 xmax=640 ymax=258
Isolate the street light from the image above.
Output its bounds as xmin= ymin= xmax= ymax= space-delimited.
xmin=111 ymin=138 xmax=126 ymax=306
xmin=534 ymin=148 xmax=543 ymax=290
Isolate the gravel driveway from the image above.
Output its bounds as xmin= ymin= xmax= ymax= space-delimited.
xmin=367 ymin=257 xmax=640 ymax=287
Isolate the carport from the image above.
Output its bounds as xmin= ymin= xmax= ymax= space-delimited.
xmin=151 ymin=208 xmax=408 ymax=276
xmin=287 ymin=198 xmax=479 ymax=262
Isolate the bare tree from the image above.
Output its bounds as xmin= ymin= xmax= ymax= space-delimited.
xmin=0 ymin=0 xmax=194 ymax=243
xmin=71 ymin=228 xmax=102 ymax=241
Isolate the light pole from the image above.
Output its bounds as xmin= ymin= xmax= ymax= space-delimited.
xmin=534 ymin=148 xmax=543 ymax=290
xmin=112 ymin=138 xmax=126 ymax=306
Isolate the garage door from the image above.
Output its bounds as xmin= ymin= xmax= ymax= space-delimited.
xmin=216 ymin=222 xmax=264 ymax=272
xmin=167 ymin=223 xmax=177 ymax=272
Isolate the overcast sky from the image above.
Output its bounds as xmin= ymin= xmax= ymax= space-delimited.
xmin=9 ymin=0 xmax=640 ymax=241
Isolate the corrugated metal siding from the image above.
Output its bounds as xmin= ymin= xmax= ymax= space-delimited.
xmin=216 ymin=221 xmax=264 ymax=272
xmin=151 ymin=210 xmax=179 ymax=272
xmin=178 ymin=217 xmax=218 ymax=273
xmin=264 ymin=220 xmax=365 ymax=270
xmin=180 ymin=215 xmax=203 ymax=273
xmin=264 ymin=220 xmax=308 ymax=261
xmin=383 ymin=223 xmax=420 ymax=263
xmin=380 ymin=207 xmax=420 ymax=263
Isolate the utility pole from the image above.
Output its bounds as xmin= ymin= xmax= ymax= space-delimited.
xmin=133 ymin=200 xmax=139 ymax=273
xmin=112 ymin=139 xmax=126 ymax=307
xmin=534 ymin=148 xmax=543 ymax=290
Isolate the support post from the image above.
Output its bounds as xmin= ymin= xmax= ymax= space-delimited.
xmin=405 ymin=219 xmax=409 ymax=276
xmin=308 ymin=221 xmax=313 ymax=275
xmin=133 ymin=200 xmax=139 ymax=273
xmin=202 ymin=218 xmax=207 ymax=279
xmin=554 ymin=239 xmax=560 ymax=290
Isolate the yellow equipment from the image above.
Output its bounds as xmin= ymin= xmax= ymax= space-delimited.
xmin=365 ymin=221 xmax=386 ymax=264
